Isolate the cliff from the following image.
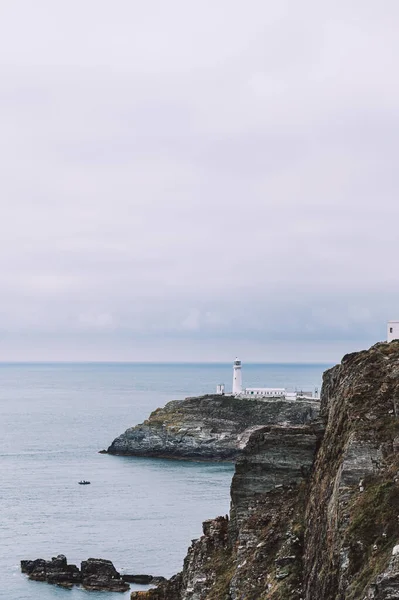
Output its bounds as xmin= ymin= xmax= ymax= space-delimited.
xmin=303 ymin=342 xmax=399 ymax=599
xmin=106 ymin=394 xmax=319 ymax=461
xmin=130 ymin=342 xmax=399 ymax=600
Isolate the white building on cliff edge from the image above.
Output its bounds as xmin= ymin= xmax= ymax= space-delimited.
xmin=388 ymin=321 xmax=399 ymax=342
xmin=216 ymin=358 xmax=318 ymax=400
xmin=216 ymin=322 xmax=399 ymax=401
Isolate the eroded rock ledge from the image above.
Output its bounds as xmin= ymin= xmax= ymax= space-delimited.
xmin=106 ymin=394 xmax=320 ymax=461
xmin=130 ymin=342 xmax=399 ymax=600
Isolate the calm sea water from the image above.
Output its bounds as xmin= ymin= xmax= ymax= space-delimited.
xmin=0 ymin=362 xmax=329 ymax=600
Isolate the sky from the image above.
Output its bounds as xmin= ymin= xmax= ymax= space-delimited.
xmin=0 ymin=0 xmax=398 ymax=362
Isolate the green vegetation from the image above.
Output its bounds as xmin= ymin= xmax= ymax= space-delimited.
xmin=205 ymin=549 xmax=235 ymax=600
xmin=345 ymin=474 xmax=399 ymax=598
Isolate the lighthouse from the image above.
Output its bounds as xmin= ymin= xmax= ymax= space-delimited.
xmin=232 ymin=358 xmax=242 ymax=395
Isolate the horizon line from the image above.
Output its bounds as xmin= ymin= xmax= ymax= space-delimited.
xmin=0 ymin=360 xmax=333 ymax=365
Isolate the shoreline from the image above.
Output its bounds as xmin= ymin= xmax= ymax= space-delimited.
xmin=100 ymin=449 xmax=236 ymax=463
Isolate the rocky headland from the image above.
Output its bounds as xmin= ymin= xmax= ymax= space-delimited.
xmin=130 ymin=342 xmax=399 ymax=599
xmin=105 ymin=394 xmax=320 ymax=461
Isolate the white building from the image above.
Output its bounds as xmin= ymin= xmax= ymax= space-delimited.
xmin=232 ymin=358 xmax=242 ymax=395
xmin=215 ymin=358 xmax=319 ymax=400
xmin=388 ymin=321 xmax=399 ymax=342
xmin=239 ymin=387 xmax=286 ymax=399
xmin=233 ymin=358 xmax=287 ymax=398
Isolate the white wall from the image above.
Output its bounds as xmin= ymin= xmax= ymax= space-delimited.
xmin=388 ymin=321 xmax=399 ymax=342
xmin=240 ymin=388 xmax=286 ymax=398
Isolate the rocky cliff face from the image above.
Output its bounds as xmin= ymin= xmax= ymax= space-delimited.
xmin=131 ymin=423 xmax=321 ymax=600
xmin=106 ymin=394 xmax=319 ymax=461
xmin=303 ymin=342 xmax=399 ymax=599
xmin=130 ymin=342 xmax=399 ymax=600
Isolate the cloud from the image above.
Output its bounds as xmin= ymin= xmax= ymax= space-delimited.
xmin=0 ymin=0 xmax=398 ymax=360
xmin=78 ymin=312 xmax=116 ymax=331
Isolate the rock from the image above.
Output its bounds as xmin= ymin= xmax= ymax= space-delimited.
xmin=21 ymin=559 xmax=47 ymax=581
xmin=81 ymin=558 xmax=130 ymax=592
xmin=303 ymin=341 xmax=399 ymax=600
xmin=56 ymin=581 xmax=74 ymax=589
xmin=365 ymin=553 xmax=399 ymax=598
xmin=106 ymin=394 xmax=320 ymax=461
xmin=230 ymin=423 xmax=321 ymax=532
xmin=20 ymin=555 xmax=81 ymax=585
xmin=21 ymin=555 xmax=128 ymax=592
xmin=151 ymin=576 xmax=167 ymax=585
xmin=131 ymin=517 xmax=229 ymax=600
xmin=21 ymin=558 xmax=46 ymax=576
xmin=122 ymin=574 xmax=154 ymax=584
xmin=81 ymin=557 xmax=120 ymax=580
xmin=122 ymin=574 xmax=166 ymax=585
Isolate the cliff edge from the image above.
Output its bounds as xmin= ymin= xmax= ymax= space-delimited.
xmin=131 ymin=342 xmax=399 ymax=599
xmin=106 ymin=394 xmax=319 ymax=461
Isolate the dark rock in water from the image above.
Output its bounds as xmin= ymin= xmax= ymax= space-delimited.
xmin=122 ymin=574 xmax=153 ymax=584
xmin=20 ymin=555 xmax=81 ymax=585
xmin=106 ymin=393 xmax=320 ymax=461
xmin=21 ymin=558 xmax=45 ymax=575
xmin=81 ymin=558 xmax=130 ymax=592
xmin=121 ymin=573 xmax=166 ymax=585
xmin=21 ymin=555 xmax=129 ymax=592
xmin=81 ymin=557 xmax=120 ymax=579
xmin=21 ymin=558 xmax=47 ymax=581
xmin=56 ymin=581 xmax=74 ymax=589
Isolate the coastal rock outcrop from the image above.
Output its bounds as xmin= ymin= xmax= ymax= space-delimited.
xmin=21 ymin=556 xmax=130 ymax=592
xmin=130 ymin=341 xmax=399 ymax=599
xmin=303 ymin=342 xmax=399 ymax=599
xmin=81 ymin=558 xmax=130 ymax=592
xmin=21 ymin=555 xmax=81 ymax=588
xmin=106 ymin=394 xmax=319 ymax=461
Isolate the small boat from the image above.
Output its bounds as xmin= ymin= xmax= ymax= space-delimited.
xmin=78 ymin=480 xmax=91 ymax=485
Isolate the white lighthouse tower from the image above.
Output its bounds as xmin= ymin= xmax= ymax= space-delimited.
xmin=232 ymin=358 xmax=242 ymax=395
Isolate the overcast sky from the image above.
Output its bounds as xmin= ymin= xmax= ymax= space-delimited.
xmin=0 ymin=1 xmax=398 ymax=362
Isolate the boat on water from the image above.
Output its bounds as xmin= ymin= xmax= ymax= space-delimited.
xmin=78 ymin=480 xmax=91 ymax=485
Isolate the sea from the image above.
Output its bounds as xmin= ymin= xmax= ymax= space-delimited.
xmin=0 ymin=362 xmax=329 ymax=600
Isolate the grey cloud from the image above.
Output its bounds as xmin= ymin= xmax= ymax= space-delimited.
xmin=0 ymin=1 xmax=398 ymax=360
